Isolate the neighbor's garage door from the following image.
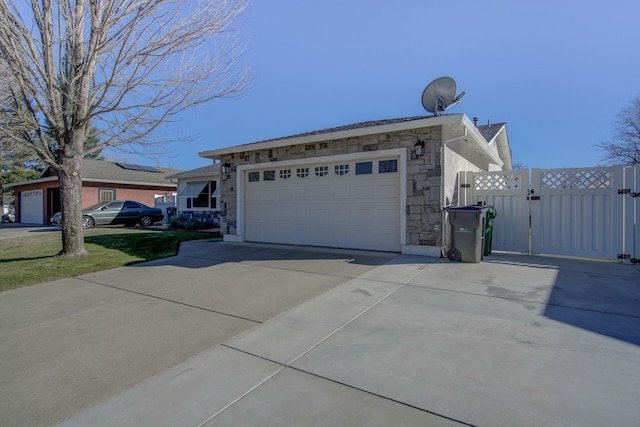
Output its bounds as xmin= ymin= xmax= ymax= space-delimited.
xmin=244 ymin=157 xmax=401 ymax=252
xmin=20 ymin=189 xmax=44 ymax=224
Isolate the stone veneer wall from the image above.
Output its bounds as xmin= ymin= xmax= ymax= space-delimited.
xmin=218 ymin=125 xmax=444 ymax=248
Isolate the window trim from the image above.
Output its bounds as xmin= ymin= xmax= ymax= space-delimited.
xmin=355 ymin=161 xmax=373 ymax=175
xmin=379 ymin=159 xmax=398 ymax=173
xmin=334 ymin=164 xmax=350 ymax=176
xmin=280 ymin=169 xmax=292 ymax=179
xmin=99 ymin=187 xmax=116 ymax=202
xmin=182 ymin=180 xmax=220 ymax=210
xmin=315 ymin=165 xmax=329 ymax=177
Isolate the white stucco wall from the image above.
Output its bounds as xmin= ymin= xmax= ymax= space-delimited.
xmin=443 ymin=146 xmax=482 ymax=207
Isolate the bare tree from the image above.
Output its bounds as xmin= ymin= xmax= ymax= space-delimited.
xmin=0 ymin=0 xmax=249 ymax=257
xmin=598 ymin=96 xmax=640 ymax=166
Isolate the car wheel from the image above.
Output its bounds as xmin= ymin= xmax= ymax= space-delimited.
xmin=139 ymin=215 xmax=152 ymax=227
xmin=82 ymin=216 xmax=94 ymax=229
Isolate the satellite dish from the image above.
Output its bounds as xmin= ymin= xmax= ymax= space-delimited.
xmin=421 ymin=77 xmax=466 ymax=116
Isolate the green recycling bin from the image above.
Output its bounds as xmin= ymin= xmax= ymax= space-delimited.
xmin=446 ymin=205 xmax=489 ymax=263
xmin=484 ymin=207 xmax=497 ymax=256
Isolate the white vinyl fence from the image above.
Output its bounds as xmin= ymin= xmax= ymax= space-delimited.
xmin=458 ymin=166 xmax=639 ymax=263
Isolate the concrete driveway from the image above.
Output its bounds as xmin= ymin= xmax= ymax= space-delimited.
xmin=0 ymin=241 xmax=395 ymax=427
xmin=2 ymin=239 xmax=640 ymax=427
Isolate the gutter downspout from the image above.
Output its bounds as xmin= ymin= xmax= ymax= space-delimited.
xmin=440 ymin=127 xmax=469 ymax=257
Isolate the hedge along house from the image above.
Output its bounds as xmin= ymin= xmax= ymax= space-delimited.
xmin=199 ymin=113 xmax=512 ymax=256
xmin=165 ymin=163 xmax=221 ymax=226
xmin=5 ymin=159 xmax=181 ymax=225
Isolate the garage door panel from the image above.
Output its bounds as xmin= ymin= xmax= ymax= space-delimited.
xmin=244 ymin=157 xmax=401 ymax=252
xmin=353 ymin=185 xmax=376 ymax=199
xmin=379 ymin=183 xmax=399 ymax=199
xmin=332 ymin=186 xmax=352 ymax=200
xmin=314 ymin=187 xmax=331 ymax=200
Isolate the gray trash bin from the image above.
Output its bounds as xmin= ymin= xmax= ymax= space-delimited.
xmin=446 ymin=205 xmax=489 ymax=263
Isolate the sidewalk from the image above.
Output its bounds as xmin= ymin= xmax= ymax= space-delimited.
xmin=58 ymin=252 xmax=640 ymax=427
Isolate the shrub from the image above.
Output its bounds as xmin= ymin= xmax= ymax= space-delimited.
xmin=168 ymin=215 xmax=210 ymax=230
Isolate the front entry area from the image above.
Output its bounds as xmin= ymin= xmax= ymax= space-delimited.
xmin=242 ymin=153 xmax=402 ymax=252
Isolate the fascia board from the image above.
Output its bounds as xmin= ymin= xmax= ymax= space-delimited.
xmin=82 ymin=178 xmax=177 ymax=187
xmin=3 ymin=176 xmax=58 ymax=188
xmin=199 ymin=114 xmax=465 ymax=159
xmin=4 ymin=176 xmax=177 ymax=189
xmin=461 ymin=116 xmax=504 ymax=167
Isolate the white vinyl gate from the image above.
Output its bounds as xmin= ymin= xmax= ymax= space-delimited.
xmin=459 ymin=166 xmax=639 ymax=263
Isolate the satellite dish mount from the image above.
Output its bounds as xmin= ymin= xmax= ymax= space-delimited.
xmin=421 ymin=77 xmax=465 ymax=116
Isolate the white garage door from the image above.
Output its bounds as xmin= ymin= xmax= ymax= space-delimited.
xmin=20 ymin=189 xmax=44 ymax=224
xmin=244 ymin=157 xmax=401 ymax=251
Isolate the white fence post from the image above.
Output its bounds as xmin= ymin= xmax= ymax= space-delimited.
xmin=623 ymin=166 xmax=639 ymax=263
xmin=458 ymin=171 xmax=474 ymax=206
xmin=529 ymin=168 xmax=541 ymax=255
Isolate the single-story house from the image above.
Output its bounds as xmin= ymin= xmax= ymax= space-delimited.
xmin=198 ymin=113 xmax=512 ymax=256
xmin=4 ymin=159 xmax=181 ymax=224
xmin=165 ymin=164 xmax=221 ymax=226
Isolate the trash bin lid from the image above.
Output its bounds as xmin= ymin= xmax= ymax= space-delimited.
xmin=446 ymin=205 xmax=489 ymax=212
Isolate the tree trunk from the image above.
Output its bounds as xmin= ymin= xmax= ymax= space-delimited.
xmin=58 ymin=155 xmax=87 ymax=258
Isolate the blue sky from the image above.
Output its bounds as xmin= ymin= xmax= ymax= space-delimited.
xmin=134 ymin=0 xmax=640 ymax=171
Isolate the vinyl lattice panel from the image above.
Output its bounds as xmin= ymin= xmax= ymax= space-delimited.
xmin=474 ymin=173 xmax=521 ymax=191
xmin=541 ymin=170 xmax=611 ymax=189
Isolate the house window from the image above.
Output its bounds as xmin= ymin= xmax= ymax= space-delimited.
xmin=379 ymin=159 xmax=398 ymax=173
xmin=182 ymin=181 xmax=219 ymax=209
xmin=335 ymin=164 xmax=349 ymax=176
xmin=280 ymin=169 xmax=291 ymax=179
xmin=248 ymin=171 xmax=260 ymax=182
xmin=99 ymin=188 xmax=116 ymax=202
xmin=210 ymin=181 xmax=218 ymax=209
xmin=192 ymin=183 xmax=210 ymax=207
xmin=355 ymin=162 xmax=372 ymax=175
xmin=315 ymin=166 xmax=328 ymax=177
xmin=263 ymin=170 xmax=275 ymax=181
xmin=296 ymin=168 xmax=309 ymax=178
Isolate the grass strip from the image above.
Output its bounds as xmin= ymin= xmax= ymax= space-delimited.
xmin=0 ymin=228 xmax=218 ymax=291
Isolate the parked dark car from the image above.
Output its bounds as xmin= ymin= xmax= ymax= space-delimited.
xmin=51 ymin=200 xmax=164 ymax=229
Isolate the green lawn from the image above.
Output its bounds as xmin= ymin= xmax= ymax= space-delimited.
xmin=0 ymin=228 xmax=219 ymax=292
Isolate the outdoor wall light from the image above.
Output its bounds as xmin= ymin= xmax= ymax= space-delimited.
xmin=414 ymin=140 xmax=425 ymax=157
xmin=221 ymin=162 xmax=231 ymax=174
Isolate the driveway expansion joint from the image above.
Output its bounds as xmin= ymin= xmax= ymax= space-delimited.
xmin=205 ymin=262 xmax=438 ymax=424
xmin=77 ymin=277 xmax=262 ymax=324
xmin=220 ymin=344 xmax=477 ymax=427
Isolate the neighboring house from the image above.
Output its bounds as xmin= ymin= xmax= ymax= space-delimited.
xmin=4 ymin=159 xmax=181 ymax=224
xmin=198 ymin=113 xmax=512 ymax=256
xmin=165 ymin=164 xmax=221 ymax=226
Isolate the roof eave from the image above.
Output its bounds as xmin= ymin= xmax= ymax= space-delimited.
xmin=3 ymin=176 xmax=58 ymax=188
xmin=460 ymin=116 xmax=504 ymax=167
xmin=199 ymin=114 xmax=465 ymax=159
xmin=3 ymin=176 xmax=177 ymax=189
xmin=82 ymin=178 xmax=177 ymax=187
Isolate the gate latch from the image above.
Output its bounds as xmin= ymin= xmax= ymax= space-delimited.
xmin=618 ymin=188 xmax=630 ymax=195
